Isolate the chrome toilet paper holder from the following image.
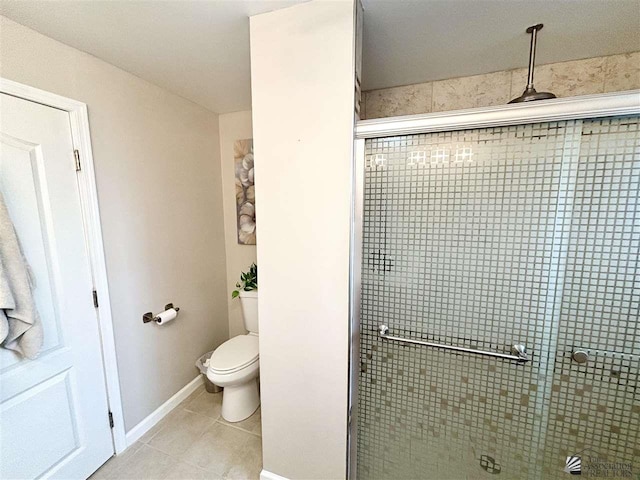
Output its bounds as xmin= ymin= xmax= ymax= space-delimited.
xmin=143 ymin=303 xmax=180 ymax=324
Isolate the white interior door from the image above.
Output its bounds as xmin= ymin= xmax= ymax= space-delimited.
xmin=0 ymin=93 xmax=113 ymax=479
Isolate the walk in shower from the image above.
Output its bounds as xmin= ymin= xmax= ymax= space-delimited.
xmin=350 ymin=93 xmax=640 ymax=480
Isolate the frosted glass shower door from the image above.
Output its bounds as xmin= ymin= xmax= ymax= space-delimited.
xmin=357 ymin=117 xmax=639 ymax=480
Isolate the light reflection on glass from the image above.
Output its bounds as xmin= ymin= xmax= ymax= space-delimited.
xmin=430 ymin=148 xmax=448 ymax=166
xmin=407 ymin=150 xmax=426 ymax=167
xmin=454 ymin=146 xmax=474 ymax=163
xmin=373 ymin=154 xmax=386 ymax=167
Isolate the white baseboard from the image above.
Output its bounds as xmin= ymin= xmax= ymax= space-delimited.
xmin=124 ymin=375 xmax=204 ymax=447
xmin=260 ymin=470 xmax=290 ymax=480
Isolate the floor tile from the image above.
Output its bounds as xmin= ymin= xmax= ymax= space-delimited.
xmin=148 ymin=409 xmax=215 ymax=456
xmin=180 ymin=385 xmax=206 ymax=407
xmin=183 ymin=390 xmax=223 ymax=419
xmin=223 ymin=434 xmax=262 ymax=479
xmin=162 ymin=461 xmax=217 ymax=480
xmin=110 ymin=444 xmax=176 ymax=480
xmin=220 ymin=407 xmax=261 ymax=436
xmin=138 ymin=411 xmax=177 ymax=445
xmin=91 ymin=387 xmax=263 ymax=480
xmin=139 ymin=386 xmax=205 ymax=445
xmin=90 ymin=442 xmax=144 ymax=479
xmin=180 ymin=422 xmax=254 ymax=475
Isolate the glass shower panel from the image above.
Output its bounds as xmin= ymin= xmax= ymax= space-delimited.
xmin=357 ymin=117 xmax=639 ymax=480
xmin=542 ymin=117 xmax=640 ymax=477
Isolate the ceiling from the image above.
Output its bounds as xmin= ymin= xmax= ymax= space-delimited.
xmin=2 ymin=0 xmax=639 ymax=113
xmin=0 ymin=0 xmax=306 ymax=113
xmin=361 ymin=0 xmax=640 ymax=91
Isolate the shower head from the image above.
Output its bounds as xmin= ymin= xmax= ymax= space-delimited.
xmin=509 ymin=24 xmax=556 ymax=104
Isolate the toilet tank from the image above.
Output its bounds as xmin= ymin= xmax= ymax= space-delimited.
xmin=239 ymin=290 xmax=259 ymax=333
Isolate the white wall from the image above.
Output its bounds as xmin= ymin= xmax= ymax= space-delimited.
xmin=219 ymin=111 xmax=257 ymax=337
xmin=0 ymin=16 xmax=229 ymax=430
xmin=250 ymin=1 xmax=355 ymax=478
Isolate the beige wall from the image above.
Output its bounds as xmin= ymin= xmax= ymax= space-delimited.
xmin=219 ymin=111 xmax=257 ymax=337
xmin=363 ymin=51 xmax=640 ymax=119
xmin=250 ymin=1 xmax=355 ymax=478
xmin=0 ymin=16 xmax=228 ymax=430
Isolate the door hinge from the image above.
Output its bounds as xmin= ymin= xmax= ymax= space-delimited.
xmin=108 ymin=411 xmax=114 ymax=429
xmin=92 ymin=289 xmax=99 ymax=308
xmin=74 ymin=149 xmax=81 ymax=171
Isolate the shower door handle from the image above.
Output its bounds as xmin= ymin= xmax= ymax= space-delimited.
xmin=378 ymin=325 xmax=529 ymax=363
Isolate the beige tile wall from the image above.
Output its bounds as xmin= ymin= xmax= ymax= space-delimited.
xmin=362 ymin=52 xmax=640 ymax=119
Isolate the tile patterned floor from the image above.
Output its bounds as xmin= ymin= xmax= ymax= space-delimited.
xmin=91 ymin=385 xmax=262 ymax=480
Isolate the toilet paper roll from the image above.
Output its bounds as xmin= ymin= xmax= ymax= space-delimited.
xmin=155 ymin=308 xmax=178 ymax=325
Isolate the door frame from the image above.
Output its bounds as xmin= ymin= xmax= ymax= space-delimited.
xmin=347 ymin=89 xmax=640 ymax=478
xmin=0 ymin=77 xmax=127 ymax=454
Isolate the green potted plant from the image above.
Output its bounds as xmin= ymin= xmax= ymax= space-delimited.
xmin=232 ymin=263 xmax=257 ymax=298
xmin=232 ymin=264 xmax=258 ymax=330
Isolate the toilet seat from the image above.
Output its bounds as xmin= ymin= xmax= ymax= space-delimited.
xmin=208 ymin=334 xmax=259 ymax=375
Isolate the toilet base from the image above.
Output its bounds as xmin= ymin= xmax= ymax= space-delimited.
xmin=221 ymin=379 xmax=260 ymax=422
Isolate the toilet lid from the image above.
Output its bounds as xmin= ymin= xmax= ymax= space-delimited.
xmin=209 ymin=334 xmax=259 ymax=373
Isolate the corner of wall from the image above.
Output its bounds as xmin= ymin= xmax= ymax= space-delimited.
xmin=218 ymin=111 xmax=256 ymax=339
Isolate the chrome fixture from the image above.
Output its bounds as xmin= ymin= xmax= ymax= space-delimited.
xmin=509 ymin=24 xmax=556 ymax=103
xmin=572 ymin=349 xmax=590 ymax=364
xmin=378 ymin=325 xmax=529 ymax=363
xmin=142 ymin=303 xmax=180 ymax=324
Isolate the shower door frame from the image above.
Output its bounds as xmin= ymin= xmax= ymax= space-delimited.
xmin=347 ymin=89 xmax=640 ymax=479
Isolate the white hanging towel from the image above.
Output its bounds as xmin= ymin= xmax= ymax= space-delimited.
xmin=0 ymin=191 xmax=43 ymax=359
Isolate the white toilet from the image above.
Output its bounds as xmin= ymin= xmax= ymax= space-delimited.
xmin=207 ymin=290 xmax=259 ymax=422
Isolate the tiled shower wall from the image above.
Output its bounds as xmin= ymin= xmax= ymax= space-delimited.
xmin=362 ymin=52 xmax=640 ymax=119
xmin=357 ymin=116 xmax=639 ymax=479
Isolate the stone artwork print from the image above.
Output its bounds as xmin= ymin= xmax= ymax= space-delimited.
xmin=234 ymin=139 xmax=256 ymax=245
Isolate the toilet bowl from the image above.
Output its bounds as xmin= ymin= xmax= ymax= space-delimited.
xmin=207 ymin=290 xmax=259 ymax=422
xmin=207 ymin=333 xmax=259 ymax=422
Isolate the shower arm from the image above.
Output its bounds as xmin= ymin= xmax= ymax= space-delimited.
xmin=509 ymin=23 xmax=556 ymax=103
xmin=525 ymin=24 xmax=541 ymax=89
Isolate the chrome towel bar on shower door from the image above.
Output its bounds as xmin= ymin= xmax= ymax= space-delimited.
xmin=378 ymin=325 xmax=529 ymax=363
